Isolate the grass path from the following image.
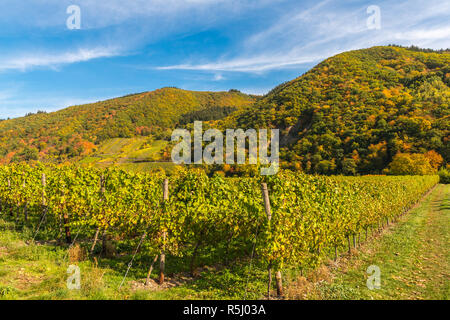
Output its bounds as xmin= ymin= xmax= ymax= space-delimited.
xmin=317 ymin=184 xmax=449 ymax=300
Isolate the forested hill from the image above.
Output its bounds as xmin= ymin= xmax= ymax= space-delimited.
xmin=227 ymin=46 xmax=450 ymax=174
xmin=0 ymin=88 xmax=256 ymax=163
xmin=1 ymin=46 xmax=449 ymax=173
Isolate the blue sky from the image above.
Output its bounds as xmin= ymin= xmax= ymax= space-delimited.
xmin=0 ymin=0 xmax=449 ymax=118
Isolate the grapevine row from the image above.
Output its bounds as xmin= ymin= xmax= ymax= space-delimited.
xmin=0 ymin=163 xmax=439 ymax=296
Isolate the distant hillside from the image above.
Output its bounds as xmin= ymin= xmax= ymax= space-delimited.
xmin=227 ymin=46 xmax=449 ymax=174
xmin=0 ymin=88 xmax=256 ymax=163
xmin=2 ymin=46 xmax=449 ymax=174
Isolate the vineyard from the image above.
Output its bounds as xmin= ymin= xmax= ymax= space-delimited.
xmin=0 ymin=164 xmax=439 ymax=298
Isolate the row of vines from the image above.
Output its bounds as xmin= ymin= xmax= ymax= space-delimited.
xmin=0 ymin=163 xmax=439 ymax=297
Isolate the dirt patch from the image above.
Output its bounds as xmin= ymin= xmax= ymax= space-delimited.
xmin=0 ymin=246 xmax=7 ymax=257
xmin=129 ymin=265 xmax=223 ymax=292
xmin=308 ymin=265 xmax=332 ymax=283
xmin=13 ymin=268 xmax=43 ymax=290
xmin=130 ymin=272 xmax=194 ymax=291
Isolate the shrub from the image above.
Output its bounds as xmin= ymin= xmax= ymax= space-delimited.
xmin=438 ymin=169 xmax=450 ymax=184
xmin=387 ymin=153 xmax=435 ymax=175
xmin=69 ymin=244 xmax=87 ymax=263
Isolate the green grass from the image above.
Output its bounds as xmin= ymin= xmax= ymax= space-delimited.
xmin=0 ymin=220 xmax=124 ymax=300
xmin=315 ymin=184 xmax=449 ymax=300
xmin=0 ymin=218 xmax=270 ymax=300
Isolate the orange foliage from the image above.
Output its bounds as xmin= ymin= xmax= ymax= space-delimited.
xmin=424 ymin=150 xmax=443 ymax=170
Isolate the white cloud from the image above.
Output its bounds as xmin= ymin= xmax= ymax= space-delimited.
xmin=0 ymin=93 xmax=114 ymax=118
xmin=213 ymin=73 xmax=225 ymax=81
xmin=157 ymin=0 xmax=450 ymax=73
xmin=156 ymin=1 xmax=365 ymax=73
xmin=0 ymin=89 xmax=16 ymax=102
xmin=0 ymin=0 xmax=283 ymax=74
xmin=0 ymin=0 xmax=449 ymax=77
xmin=158 ymin=53 xmax=320 ymax=72
xmin=0 ymin=0 xmax=279 ymax=30
xmin=0 ymin=47 xmax=121 ymax=71
xmin=394 ymin=26 xmax=450 ymax=41
xmin=240 ymin=87 xmax=272 ymax=96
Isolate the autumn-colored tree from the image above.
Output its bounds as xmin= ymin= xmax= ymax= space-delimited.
xmin=387 ymin=153 xmax=435 ymax=175
xmin=294 ymin=162 xmax=302 ymax=172
xmin=424 ymin=150 xmax=444 ymax=170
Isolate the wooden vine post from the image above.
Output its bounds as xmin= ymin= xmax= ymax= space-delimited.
xmin=41 ymin=173 xmax=47 ymax=223
xmin=23 ymin=178 xmax=27 ymax=222
xmin=62 ymin=187 xmax=72 ymax=244
xmin=159 ymin=179 xmax=169 ymax=285
xmin=8 ymin=178 xmax=12 ymax=217
xmin=334 ymin=245 xmax=338 ymax=261
xmin=90 ymin=175 xmax=104 ymax=255
xmin=41 ymin=173 xmax=46 ymax=206
xmin=145 ymin=254 xmax=159 ymax=286
xmin=261 ymin=183 xmax=283 ymax=298
xmin=63 ymin=213 xmax=72 ymax=244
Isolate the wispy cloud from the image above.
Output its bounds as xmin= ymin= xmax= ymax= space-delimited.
xmin=213 ymin=73 xmax=225 ymax=81
xmin=0 ymin=0 xmax=449 ymax=118
xmin=0 ymin=92 xmax=114 ymax=118
xmin=394 ymin=26 xmax=450 ymax=41
xmin=157 ymin=0 xmax=450 ymax=73
xmin=157 ymin=54 xmax=319 ymax=72
xmin=0 ymin=47 xmax=121 ymax=71
xmin=0 ymin=0 xmax=279 ymax=30
xmin=0 ymin=0 xmax=281 ymax=73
